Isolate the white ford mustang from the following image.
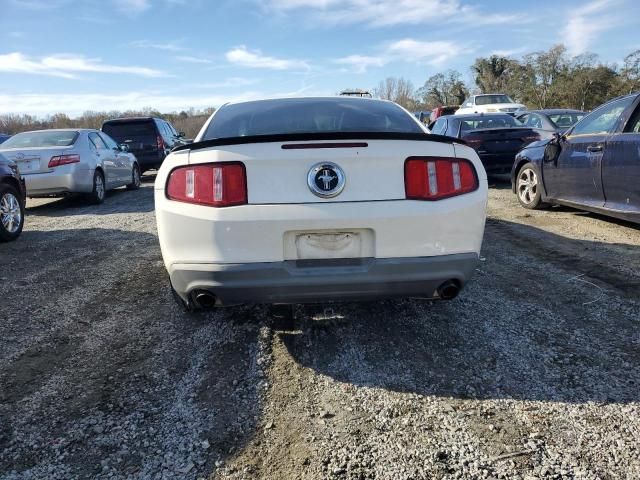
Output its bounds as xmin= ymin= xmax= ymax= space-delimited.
xmin=155 ymin=97 xmax=487 ymax=310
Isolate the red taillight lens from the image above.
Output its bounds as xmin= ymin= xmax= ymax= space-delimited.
xmin=48 ymin=154 xmax=80 ymax=168
xmin=157 ymin=135 xmax=165 ymax=151
xmin=463 ymin=135 xmax=483 ymax=150
xmin=166 ymin=162 xmax=247 ymax=207
xmin=405 ymin=157 xmax=478 ymax=201
xmin=522 ymin=133 xmax=541 ymax=145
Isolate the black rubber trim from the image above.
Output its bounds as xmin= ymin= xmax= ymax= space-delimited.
xmin=172 ymin=132 xmax=466 ymax=152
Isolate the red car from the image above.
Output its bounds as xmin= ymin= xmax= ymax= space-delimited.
xmin=429 ymin=106 xmax=460 ymax=126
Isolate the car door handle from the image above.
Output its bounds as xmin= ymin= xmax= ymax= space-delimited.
xmin=587 ymin=145 xmax=603 ymax=153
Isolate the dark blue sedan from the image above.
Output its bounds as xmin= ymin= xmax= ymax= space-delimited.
xmin=511 ymin=93 xmax=640 ymax=224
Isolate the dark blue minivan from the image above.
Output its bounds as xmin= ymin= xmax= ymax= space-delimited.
xmin=511 ymin=93 xmax=640 ymax=224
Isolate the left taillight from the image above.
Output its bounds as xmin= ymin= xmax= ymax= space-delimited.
xmin=48 ymin=154 xmax=80 ymax=168
xmin=166 ymin=162 xmax=247 ymax=207
xmin=405 ymin=157 xmax=478 ymax=201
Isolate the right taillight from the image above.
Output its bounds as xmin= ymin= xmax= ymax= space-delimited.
xmin=48 ymin=154 xmax=80 ymax=168
xmin=405 ymin=157 xmax=478 ymax=201
xmin=166 ymin=162 xmax=247 ymax=207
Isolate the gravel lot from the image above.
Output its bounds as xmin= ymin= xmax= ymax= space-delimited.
xmin=1 ymin=177 xmax=639 ymax=479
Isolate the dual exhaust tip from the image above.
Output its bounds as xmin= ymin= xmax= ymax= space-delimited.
xmin=190 ymin=279 xmax=460 ymax=310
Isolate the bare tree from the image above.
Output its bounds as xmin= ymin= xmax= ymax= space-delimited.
xmin=373 ymin=77 xmax=416 ymax=110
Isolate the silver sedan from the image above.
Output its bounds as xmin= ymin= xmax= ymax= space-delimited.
xmin=0 ymin=129 xmax=141 ymax=204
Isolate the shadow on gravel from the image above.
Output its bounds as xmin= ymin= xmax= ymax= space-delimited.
xmin=25 ymin=185 xmax=154 ymax=217
xmin=280 ymin=219 xmax=640 ymax=405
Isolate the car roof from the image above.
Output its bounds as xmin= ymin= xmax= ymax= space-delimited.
xmin=11 ymin=128 xmax=93 ymax=133
xmin=527 ymin=109 xmax=585 ymax=115
xmin=222 ymin=96 xmax=395 ymax=108
xmin=442 ymin=113 xmax=514 ymax=119
xmin=103 ymin=117 xmax=160 ymax=122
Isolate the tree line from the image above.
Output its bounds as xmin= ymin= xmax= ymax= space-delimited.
xmin=0 ymin=107 xmax=215 ymax=138
xmin=374 ymin=44 xmax=640 ymax=112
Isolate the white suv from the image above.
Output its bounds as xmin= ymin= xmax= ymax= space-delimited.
xmin=456 ymin=94 xmax=526 ymax=115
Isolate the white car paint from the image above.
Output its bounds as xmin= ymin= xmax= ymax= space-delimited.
xmin=455 ymin=94 xmax=526 ymax=115
xmin=155 ymin=97 xmax=488 ymax=308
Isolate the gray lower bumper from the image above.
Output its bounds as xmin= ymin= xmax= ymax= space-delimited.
xmin=170 ymin=253 xmax=479 ymax=305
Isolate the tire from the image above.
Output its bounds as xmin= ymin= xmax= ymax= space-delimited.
xmin=88 ymin=170 xmax=106 ymax=204
xmin=0 ymin=183 xmax=25 ymax=242
xmin=516 ymin=163 xmax=548 ymax=210
xmin=126 ymin=164 xmax=141 ymax=190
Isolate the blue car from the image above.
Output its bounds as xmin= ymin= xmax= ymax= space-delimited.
xmin=511 ymin=93 xmax=640 ymax=224
xmin=0 ymin=133 xmax=11 ymax=144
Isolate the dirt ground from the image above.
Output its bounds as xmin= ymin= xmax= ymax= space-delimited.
xmin=1 ymin=177 xmax=639 ymax=479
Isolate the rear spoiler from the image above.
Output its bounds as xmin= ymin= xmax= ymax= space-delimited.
xmin=172 ymin=131 xmax=466 ymax=153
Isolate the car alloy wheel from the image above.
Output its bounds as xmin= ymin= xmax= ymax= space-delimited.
xmin=133 ymin=167 xmax=141 ymax=187
xmin=0 ymin=191 xmax=21 ymax=233
xmin=95 ymin=173 xmax=105 ymax=200
xmin=517 ymin=167 xmax=538 ymax=205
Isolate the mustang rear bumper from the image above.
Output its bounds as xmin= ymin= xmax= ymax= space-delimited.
xmin=169 ymin=253 xmax=479 ymax=305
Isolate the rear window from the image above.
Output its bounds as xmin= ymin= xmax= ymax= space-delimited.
xmin=102 ymin=121 xmax=156 ymax=141
xmin=202 ymin=98 xmax=423 ymax=140
xmin=475 ymin=95 xmax=514 ymax=105
xmin=0 ymin=130 xmax=78 ymax=148
xmin=460 ymin=115 xmax=523 ymax=130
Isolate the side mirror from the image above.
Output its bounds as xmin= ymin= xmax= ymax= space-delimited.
xmin=119 ymin=144 xmax=130 ymax=152
xmin=178 ymin=131 xmax=186 ymax=138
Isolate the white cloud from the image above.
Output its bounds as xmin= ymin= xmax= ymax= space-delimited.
xmin=334 ymin=55 xmax=386 ymax=73
xmin=130 ymin=40 xmax=185 ymax=52
xmin=113 ymin=0 xmax=150 ymax=14
xmin=490 ymin=47 xmax=529 ymax=58
xmin=189 ymin=78 xmax=259 ymax=88
xmin=384 ymin=39 xmax=463 ymax=65
xmin=175 ymin=55 xmax=212 ymax=64
xmin=0 ymin=86 xmax=322 ymax=116
xmin=225 ymin=46 xmax=310 ymax=70
xmin=261 ymin=0 xmax=522 ymax=27
xmin=562 ymin=0 xmax=620 ymax=55
xmin=0 ymin=52 xmax=166 ymax=79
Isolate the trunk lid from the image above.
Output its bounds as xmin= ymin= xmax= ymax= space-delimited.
xmin=0 ymin=146 xmax=76 ymax=174
xmin=462 ymin=128 xmax=539 ymax=153
xmin=187 ymin=139 xmax=457 ymax=204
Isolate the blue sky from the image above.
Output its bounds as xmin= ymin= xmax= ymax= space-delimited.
xmin=0 ymin=0 xmax=639 ymax=116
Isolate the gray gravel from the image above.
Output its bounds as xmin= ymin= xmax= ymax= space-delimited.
xmin=1 ymin=179 xmax=639 ymax=479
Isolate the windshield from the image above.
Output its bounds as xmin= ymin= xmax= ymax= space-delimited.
xmin=548 ymin=112 xmax=585 ymax=129
xmin=459 ymin=115 xmax=523 ymax=130
xmin=0 ymin=130 xmax=79 ymax=148
xmin=202 ymin=98 xmax=423 ymax=140
xmin=475 ymin=95 xmax=515 ymax=105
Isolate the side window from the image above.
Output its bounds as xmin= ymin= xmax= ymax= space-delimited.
xmin=572 ymin=97 xmax=634 ymax=136
xmin=167 ymin=122 xmax=178 ymax=136
xmin=623 ymin=106 xmax=640 ymax=133
xmin=431 ymin=118 xmax=447 ymax=135
xmin=154 ymin=119 xmax=168 ymax=139
xmin=98 ymin=132 xmax=118 ymax=150
xmin=527 ymin=114 xmax=543 ymax=129
xmin=89 ymin=132 xmax=107 ymax=150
